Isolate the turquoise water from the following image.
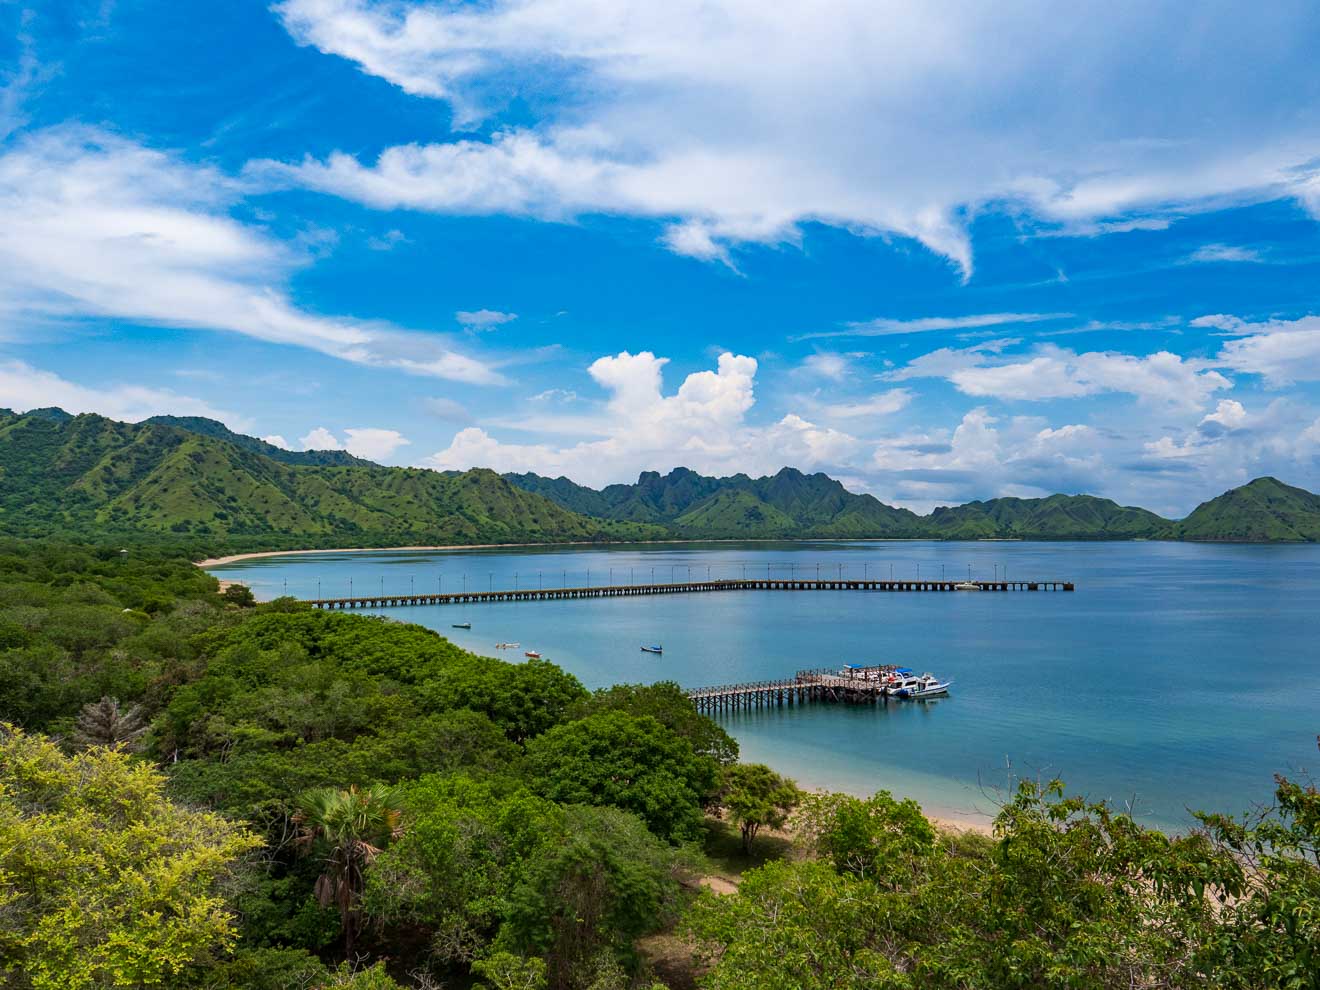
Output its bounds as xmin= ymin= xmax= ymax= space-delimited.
xmin=208 ymin=541 xmax=1320 ymax=829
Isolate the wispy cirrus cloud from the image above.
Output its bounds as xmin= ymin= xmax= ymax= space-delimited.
xmin=1185 ymin=243 xmax=1263 ymax=264
xmin=0 ymin=125 xmax=504 ymax=385
xmin=269 ymin=0 xmax=1320 ymax=276
xmin=794 ymin=312 xmax=1070 ymax=342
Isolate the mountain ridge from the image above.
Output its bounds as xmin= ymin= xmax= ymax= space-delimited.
xmin=1 ymin=409 xmax=1317 ymax=546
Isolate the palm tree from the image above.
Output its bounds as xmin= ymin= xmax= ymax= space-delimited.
xmin=73 ymin=696 xmax=148 ymax=751
xmin=293 ymin=784 xmax=404 ymax=957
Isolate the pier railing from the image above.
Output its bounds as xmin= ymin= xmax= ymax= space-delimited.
xmin=304 ymin=577 xmax=1073 ymax=610
xmin=685 ymin=664 xmax=909 ymax=712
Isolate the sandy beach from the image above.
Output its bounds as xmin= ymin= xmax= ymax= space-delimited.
xmin=195 ymin=541 xmax=604 ymax=569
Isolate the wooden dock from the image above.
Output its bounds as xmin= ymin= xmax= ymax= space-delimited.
xmin=305 ymin=577 xmax=1073 ymax=609
xmin=687 ymin=665 xmax=906 ymax=713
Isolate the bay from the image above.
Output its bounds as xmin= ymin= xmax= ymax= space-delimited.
xmin=208 ymin=540 xmax=1320 ymax=830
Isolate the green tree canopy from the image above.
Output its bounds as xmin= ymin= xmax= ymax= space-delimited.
xmin=718 ymin=763 xmax=801 ymax=853
xmin=522 ymin=711 xmax=716 ymax=842
xmin=0 ymin=724 xmax=261 ymax=990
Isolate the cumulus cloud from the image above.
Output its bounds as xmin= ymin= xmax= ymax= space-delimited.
xmin=0 ymin=359 xmax=247 ymax=426
xmin=1199 ymin=313 xmax=1320 ymax=386
xmin=343 ymin=427 xmax=410 ymax=460
xmin=890 ymin=342 xmax=1231 ymax=410
xmin=300 ymin=426 xmax=342 ymax=450
xmin=0 ymin=126 xmax=502 ymax=384
xmin=262 ymin=434 xmax=292 ymax=449
xmin=299 ymin=425 xmax=410 ymax=460
xmin=270 ymin=0 xmax=1320 ymax=274
xmin=427 ymin=350 xmax=857 ymax=485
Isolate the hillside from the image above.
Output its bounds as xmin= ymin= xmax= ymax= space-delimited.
xmin=142 ymin=415 xmax=372 ymax=467
xmin=2 ymin=409 xmax=1317 ymax=546
xmin=0 ymin=409 xmax=660 ymax=551
xmin=506 ymin=466 xmax=927 ymax=538
xmin=924 ymin=494 xmax=1174 ymax=540
xmin=1177 ymin=477 xmax=1320 ymax=541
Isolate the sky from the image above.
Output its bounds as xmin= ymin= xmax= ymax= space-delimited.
xmin=4 ymin=1 xmax=1320 ymax=516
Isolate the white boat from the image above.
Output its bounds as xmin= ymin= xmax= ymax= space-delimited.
xmin=884 ymin=673 xmax=923 ymax=697
xmin=895 ymin=673 xmax=951 ymax=699
xmin=954 ymin=581 xmax=981 ymax=591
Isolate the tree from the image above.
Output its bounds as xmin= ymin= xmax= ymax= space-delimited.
xmin=503 ymin=805 xmax=690 ymax=990
xmin=72 ymin=695 xmax=149 ymax=751
xmin=294 ymin=784 xmax=405 ymax=957
xmin=797 ymin=789 xmax=936 ymax=885
xmin=522 ymin=711 xmax=716 ymax=842
xmin=566 ymin=682 xmax=739 ymax=769
xmin=221 ymin=583 xmax=256 ymax=607
xmin=0 ymin=723 xmax=261 ymax=989
xmin=719 ymin=763 xmax=800 ymax=853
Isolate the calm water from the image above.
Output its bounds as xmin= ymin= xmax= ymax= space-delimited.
xmin=209 ymin=541 xmax=1320 ymax=829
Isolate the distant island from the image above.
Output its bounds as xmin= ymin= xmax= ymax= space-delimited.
xmin=3 ymin=407 xmax=1320 ymax=550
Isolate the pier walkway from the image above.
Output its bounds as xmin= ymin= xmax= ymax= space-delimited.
xmin=305 ymin=577 xmax=1072 ymax=610
xmin=687 ymin=665 xmax=904 ymax=713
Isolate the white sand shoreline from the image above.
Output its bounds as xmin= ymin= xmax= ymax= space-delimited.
xmin=195 ymin=541 xmax=607 ymax=569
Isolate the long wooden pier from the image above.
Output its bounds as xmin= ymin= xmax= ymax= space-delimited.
xmin=687 ymin=665 xmax=906 ymax=713
xmin=305 ymin=577 xmax=1072 ymax=609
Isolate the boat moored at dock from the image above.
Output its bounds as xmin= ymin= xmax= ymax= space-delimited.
xmin=895 ymin=673 xmax=952 ymax=699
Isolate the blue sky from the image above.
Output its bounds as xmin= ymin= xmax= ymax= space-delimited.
xmin=5 ymin=1 xmax=1320 ymax=515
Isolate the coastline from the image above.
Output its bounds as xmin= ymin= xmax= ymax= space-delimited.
xmin=196 ymin=541 xmax=601 ymax=568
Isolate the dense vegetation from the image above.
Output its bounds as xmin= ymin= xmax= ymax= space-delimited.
xmin=4 ymin=410 xmax=1320 ymax=549
xmin=0 ymin=409 xmax=660 ymax=552
xmin=2 ymin=541 xmax=1319 ymax=989
xmin=511 ymin=468 xmax=1320 ymax=542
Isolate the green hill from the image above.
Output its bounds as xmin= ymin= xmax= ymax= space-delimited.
xmin=3 ymin=408 xmax=1317 ymax=547
xmin=924 ymin=494 xmax=1173 ymax=540
xmin=142 ymin=415 xmax=372 ymax=467
xmin=506 ymin=466 xmax=926 ymax=538
xmin=0 ymin=409 xmax=660 ymax=552
xmin=1177 ymin=477 xmax=1320 ymax=541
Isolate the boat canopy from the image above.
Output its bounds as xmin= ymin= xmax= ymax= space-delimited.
xmin=895 ymin=667 xmax=914 ymax=674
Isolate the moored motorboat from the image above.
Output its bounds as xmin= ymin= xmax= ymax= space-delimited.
xmin=524 ymin=650 xmax=541 ymax=659
xmin=954 ymin=581 xmax=981 ymax=591
xmin=895 ymin=673 xmax=951 ymax=699
xmin=452 ymin=622 xmax=471 ymax=629
xmin=884 ymin=671 xmax=922 ymax=697
xmin=641 ymin=644 xmax=663 ymax=654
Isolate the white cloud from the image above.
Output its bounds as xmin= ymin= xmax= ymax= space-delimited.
xmin=1186 ymin=243 xmax=1262 ymax=264
xmin=818 ymin=389 xmax=914 ymax=418
xmin=891 ymin=342 xmax=1231 ymax=411
xmin=1199 ymin=313 xmax=1320 ymax=386
xmin=800 ymin=353 xmax=854 ymax=381
xmin=456 ymin=308 xmax=517 ymax=330
xmin=426 ymin=350 xmax=858 ymax=485
xmin=300 ymin=426 xmax=342 ymax=450
xmin=1199 ymin=399 xmax=1247 ymax=431
xmin=797 ymin=312 xmax=1068 ymax=341
xmin=0 ymin=125 xmax=503 ymax=384
xmin=270 ymin=0 xmax=1320 ymax=274
xmin=343 ymin=427 xmax=410 ymax=460
xmin=297 ymin=425 xmax=410 ymax=460
xmin=262 ymin=434 xmax=292 ymax=449
xmin=0 ymin=359 xmax=247 ymax=426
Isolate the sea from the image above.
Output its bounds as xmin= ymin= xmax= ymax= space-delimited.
xmin=207 ymin=540 xmax=1320 ymax=830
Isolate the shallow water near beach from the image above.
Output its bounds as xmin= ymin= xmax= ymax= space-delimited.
xmin=209 ymin=540 xmax=1320 ymax=830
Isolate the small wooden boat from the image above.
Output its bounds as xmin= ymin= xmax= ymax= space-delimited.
xmin=524 ymin=650 xmax=541 ymax=659
xmin=640 ymin=644 xmax=663 ymax=654
xmin=451 ymin=622 xmax=471 ymax=629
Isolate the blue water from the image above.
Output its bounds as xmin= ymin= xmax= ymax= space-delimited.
xmin=208 ymin=541 xmax=1320 ymax=829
